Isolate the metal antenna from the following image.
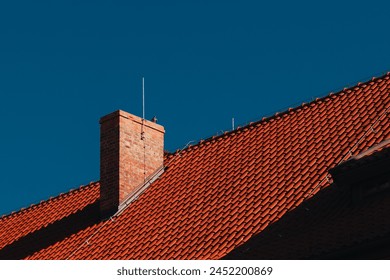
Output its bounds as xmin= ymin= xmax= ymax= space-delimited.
xmin=141 ymin=77 xmax=146 ymax=183
xmin=142 ymin=77 xmax=145 ymax=120
xmin=232 ymin=117 xmax=235 ymax=130
xmin=141 ymin=77 xmax=145 ymax=141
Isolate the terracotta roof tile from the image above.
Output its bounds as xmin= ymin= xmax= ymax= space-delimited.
xmin=0 ymin=182 xmax=99 ymax=253
xmin=225 ymin=148 xmax=390 ymax=259
xmin=2 ymin=73 xmax=390 ymax=259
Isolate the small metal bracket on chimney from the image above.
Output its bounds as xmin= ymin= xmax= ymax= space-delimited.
xmin=115 ymin=165 xmax=165 ymax=216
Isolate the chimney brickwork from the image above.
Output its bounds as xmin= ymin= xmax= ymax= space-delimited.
xmin=100 ymin=110 xmax=165 ymax=218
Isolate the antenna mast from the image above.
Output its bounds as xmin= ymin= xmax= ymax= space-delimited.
xmin=141 ymin=77 xmax=145 ymax=141
xmin=141 ymin=77 xmax=146 ymax=183
xmin=142 ymin=77 xmax=145 ymax=120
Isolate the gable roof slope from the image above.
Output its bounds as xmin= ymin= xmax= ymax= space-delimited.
xmin=0 ymin=182 xmax=100 ymax=259
xmin=224 ymin=145 xmax=390 ymax=259
xmin=2 ymin=72 xmax=390 ymax=259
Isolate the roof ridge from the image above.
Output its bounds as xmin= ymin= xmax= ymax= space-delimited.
xmin=0 ymin=181 xmax=100 ymax=220
xmin=166 ymin=71 xmax=390 ymax=158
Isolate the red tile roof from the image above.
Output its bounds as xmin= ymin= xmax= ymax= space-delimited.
xmin=0 ymin=183 xmax=99 ymax=251
xmin=2 ymin=73 xmax=390 ymax=259
xmin=224 ymin=146 xmax=390 ymax=259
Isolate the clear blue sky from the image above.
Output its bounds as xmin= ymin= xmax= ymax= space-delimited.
xmin=1 ymin=0 xmax=390 ymax=215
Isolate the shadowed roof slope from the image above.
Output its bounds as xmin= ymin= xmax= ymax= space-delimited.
xmin=2 ymin=73 xmax=390 ymax=259
xmin=224 ymin=146 xmax=390 ymax=259
xmin=0 ymin=183 xmax=99 ymax=259
xmin=223 ymin=179 xmax=390 ymax=259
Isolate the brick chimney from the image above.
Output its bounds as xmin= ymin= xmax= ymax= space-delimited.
xmin=99 ymin=110 xmax=165 ymax=218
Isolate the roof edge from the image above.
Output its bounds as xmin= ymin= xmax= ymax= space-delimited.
xmin=167 ymin=71 xmax=390 ymax=158
xmin=0 ymin=181 xmax=100 ymax=220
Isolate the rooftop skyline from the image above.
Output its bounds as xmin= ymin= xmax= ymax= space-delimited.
xmin=1 ymin=0 xmax=390 ymax=215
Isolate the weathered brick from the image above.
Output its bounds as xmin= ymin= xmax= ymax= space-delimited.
xmin=99 ymin=110 xmax=164 ymax=218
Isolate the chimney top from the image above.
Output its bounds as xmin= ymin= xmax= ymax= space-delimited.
xmin=100 ymin=110 xmax=164 ymax=132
